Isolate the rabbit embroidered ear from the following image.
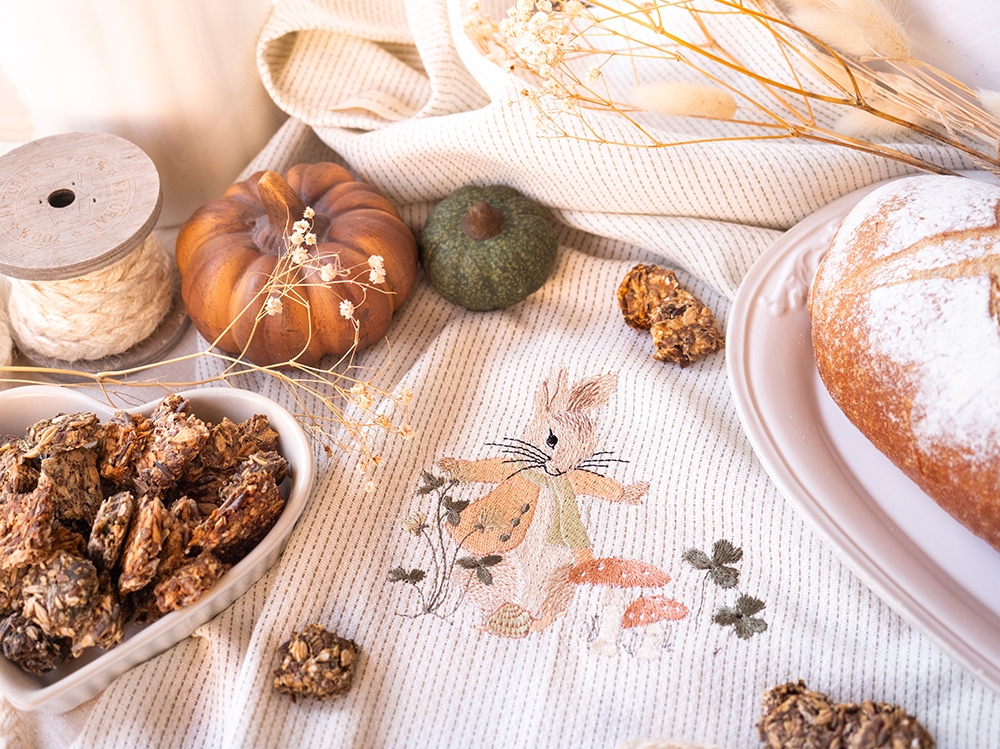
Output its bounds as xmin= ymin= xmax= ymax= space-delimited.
xmin=567 ymin=373 xmax=617 ymax=414
xmin=535 ymin=367 xmax=618 ymax=417
xmin=535 ymin=367 xmax=570 ymax=417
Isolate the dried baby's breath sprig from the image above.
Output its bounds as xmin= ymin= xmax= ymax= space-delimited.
xmin=466 ymin=0 xmax=1000 ymax=176
xmin=0 ymin=207 xmax=417 ymax=484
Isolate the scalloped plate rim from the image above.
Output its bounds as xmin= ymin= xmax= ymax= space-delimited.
xmin=727 ymin=171 xmax=1000 ymax=696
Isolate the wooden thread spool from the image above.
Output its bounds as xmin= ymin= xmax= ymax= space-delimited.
xmin=0 ymin=132 xmax=188 ymax=373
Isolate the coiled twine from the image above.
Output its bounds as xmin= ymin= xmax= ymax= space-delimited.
xmin=5 ymin=232 xmax=173 ymax=362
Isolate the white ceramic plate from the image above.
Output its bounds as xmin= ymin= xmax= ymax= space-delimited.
xmin=0 ymin=386 xmax=315 ymax=712
xmin=728 ymin=173 xmax=1000 ymax=695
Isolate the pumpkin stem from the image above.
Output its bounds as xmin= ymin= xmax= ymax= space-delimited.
xmin=461 ymin=201 xmax=504 ymax=241
xmin=257 ymin=170 xmax=309 ymax=236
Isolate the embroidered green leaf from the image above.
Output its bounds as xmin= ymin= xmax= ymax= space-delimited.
xmin=714 ymin=594 xmax=767 ymax=640
xmin=444 ymin=497 xmax=469 ymax=513
xmin=443 ymin=496 xmax=470 ymax=526
xmin=711 ymin=565 xmax=740 ymax=589
xmin=455 ymin=555 xmax=502 ymax=586
xmin=735 ymin=593 xmax=765 ymax=617
xmin=683 ymin=539 xmax=743 ymax=589
xmin=389 ymin=566 xmax=427 ymax=585
xmin=683 ymin=548 xmax=712 ymax=569
xmin=418 ymin=470 xmax=445 ymax=494
xmin=712 ymin=539 xmax=743 ymax=566
xmin=388 ymin=566 xmax=408 ymax=582
xmin=739 ymin=617 xmax=768 ymax=638
xmin=394 ymin=466 xmax=483 ymax=617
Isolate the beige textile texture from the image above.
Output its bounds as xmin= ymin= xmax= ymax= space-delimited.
xmin=14 ymin=0 xmax=1000 ymax=747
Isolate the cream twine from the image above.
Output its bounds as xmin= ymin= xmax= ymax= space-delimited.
xmin=0 ymin=695 xmax=30 ymax=749
xmin=5 ymin=232 xmax=173 ymax=362
xmin=0 ymin=280 xmax=11 ymax=369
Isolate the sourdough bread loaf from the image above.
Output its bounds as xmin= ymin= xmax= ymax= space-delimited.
xmin=810 ymin=174 xmax=1000 ymax=550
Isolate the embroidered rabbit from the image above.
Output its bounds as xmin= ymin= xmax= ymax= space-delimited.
xmin=438 ymin=368 xmax=648 ymax=637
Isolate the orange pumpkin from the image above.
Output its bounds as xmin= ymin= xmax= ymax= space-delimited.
xmin=175 ymin=163 xmax=418 ymax=366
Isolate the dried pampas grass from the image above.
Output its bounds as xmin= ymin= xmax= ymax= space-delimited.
xmin=784 ymin=0 xmax=910 ymax=58
xmin=633 ymin=82 xmax=738 ymax=120
xmin=834 ymin=108 xmax=909 ymax=139
xmin=467 ymin=0 xmax=1000 ymax=176
xmin=980 ymin=90 xmax=1000 ymax=122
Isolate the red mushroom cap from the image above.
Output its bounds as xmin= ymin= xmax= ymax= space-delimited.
xmin=567 ymin=557 xmax=671 ymax=588
xmin=621 ymin=595 xmax=688 ymax=629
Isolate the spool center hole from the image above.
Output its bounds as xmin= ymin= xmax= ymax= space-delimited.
xmin=48 ymin=189 xmax=76 ymax=208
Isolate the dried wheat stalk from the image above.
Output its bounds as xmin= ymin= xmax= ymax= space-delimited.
xmin=466 ymin=0 xmax=1000 ymax=175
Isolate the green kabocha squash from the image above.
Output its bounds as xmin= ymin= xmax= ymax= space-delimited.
xmin=419 ymin=185 xmax=557 ymax=311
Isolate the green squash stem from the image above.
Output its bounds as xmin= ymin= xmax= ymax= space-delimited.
xmin=460 ymin=200 xmax=504 ymax=241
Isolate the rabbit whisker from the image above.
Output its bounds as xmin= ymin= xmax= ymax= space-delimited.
xmin=490 ymin=446 xmax=548 ymax=462
xmin=585 ymin=452 xmax=628 ymax=463
xmin=575 ymin=467 xmax=614 ymax=478
xmin=577 ymin=458 xmax=629 ymax=468
xmin=487 ymin=438 xmax=550 ymax=463
xmin=494 ymin=436 xmax=550 ymax=454
xmin=501 ymin=458 xmax=544 ymax=468
xmin=494 ymin=437 xmax=551 ymax=457
xmin=505 ymin=462 xmax=551 ymax=481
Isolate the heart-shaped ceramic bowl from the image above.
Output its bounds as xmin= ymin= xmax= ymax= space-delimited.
xmin=0 ymin=385 xmax=315 ymax=712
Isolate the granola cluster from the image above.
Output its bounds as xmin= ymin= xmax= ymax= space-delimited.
xmin=0 ymin=394 xmax=288 ymax=674
xmin=616 ymin=263 xmax=724 ymax=367
xmin=273 ymin=624 xmax=359 ymax=702
xmin=758 ymin=681 xmax=935 ymax=749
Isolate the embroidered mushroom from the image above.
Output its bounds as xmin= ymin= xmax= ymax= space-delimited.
xmin=568 ymin=557 xmax=672 ymax=656
xmin=621 ymin=595 xmax=688 ymax=659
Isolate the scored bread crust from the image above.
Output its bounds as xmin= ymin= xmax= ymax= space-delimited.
xmin=809 ymin=174 xmax=1000 ymax=550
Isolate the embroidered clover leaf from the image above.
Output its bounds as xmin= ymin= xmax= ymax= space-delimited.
xmin=714 ymin=594 xmax=768 ymax=639
xmin=388 ymin=566 xmax=427 ymax=585
xmin=683 ymin=539 xmax=743 ymax=589
xmin=455 ymin=554 xmax=502 ymax=586
xmin=443 ymin=495 xmax=470 ymax=526
xmin=417 ymin=470 xmax=446 ymax=494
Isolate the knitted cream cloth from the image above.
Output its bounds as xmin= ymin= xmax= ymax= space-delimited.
xmin=13 ymin=1 xmax=1000 ymax=747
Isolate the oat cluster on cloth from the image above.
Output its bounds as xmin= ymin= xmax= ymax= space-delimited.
xmin=12 ymin=1 xmax=1000 ymax=748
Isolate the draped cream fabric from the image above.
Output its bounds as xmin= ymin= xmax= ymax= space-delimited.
xmin=13 ymin=1 xmax=1000 ymax=747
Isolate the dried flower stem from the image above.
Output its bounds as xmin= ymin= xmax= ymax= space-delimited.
xmin=0 ymin=210 xmax=414 ymax=479
xmin=469 ymin=0 xmax=1000 ymax=175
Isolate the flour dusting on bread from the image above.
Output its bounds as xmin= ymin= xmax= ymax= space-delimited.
xmin=865 ymin=275 xmax=1000 ymax=462
xmin=810 ymin=174 xmax=1000 ymax=549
